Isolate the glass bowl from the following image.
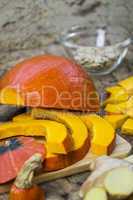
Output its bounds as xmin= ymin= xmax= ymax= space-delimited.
xmin=59 ymin=25 xmax=131 ymax=76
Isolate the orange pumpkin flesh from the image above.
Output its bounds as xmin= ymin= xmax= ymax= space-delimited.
xmin=0 ymin=55 xmax=99 ymax=112
xmin=13 ymin=112 xmax=91 ymax=172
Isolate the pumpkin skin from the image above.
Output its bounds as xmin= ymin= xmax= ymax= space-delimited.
xmin=0 ymin=137 xmax=45 ymax=184
xmin=10 ymin=185 xmax=45 ymax=200
xmin=0 ymin=55 xmax=99 ymax=111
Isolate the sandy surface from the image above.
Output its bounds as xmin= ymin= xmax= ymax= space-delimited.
xmin=0 ymin=0 xmax=132 ymax=199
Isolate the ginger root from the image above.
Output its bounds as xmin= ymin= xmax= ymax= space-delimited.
xmin=83 ymin=187 xmax=107 ymax=200
xmin=80 ymin=155 xmax=133 ymax=198
xmin=104 ymin=167 xmax=133 ymax=199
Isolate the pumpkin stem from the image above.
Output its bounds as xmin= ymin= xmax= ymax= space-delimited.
xmin=15 ymin=153 xmax=43 ymax=189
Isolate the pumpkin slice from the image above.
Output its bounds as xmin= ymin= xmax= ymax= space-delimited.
xmin=121 ymin=118 xmax=133 ymax=135
xmin=104 ymin=114 xmax=128 ymax=129
xmin=105 ymin=103 xmax=126 ymax=114
xmin=31 ymin=108 xmax=90 ymax=158
xmin=0 ymin=120 xmax=73 ymax=154
xmin=105 ymin=96 xmax=133 ymax=115
xmin=118 ymin=76 xmax=133 ymax=95
xmin=0 ymin=55 xmax=99 ymax=112
xmin=80 ymin=114 xmax=116 ymax=155
xmin=104 ymin=86 xmax=129 ymax=105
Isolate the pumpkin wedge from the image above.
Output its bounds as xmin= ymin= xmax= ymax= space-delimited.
xmin=13 ymin=111 xmax=90 ymax=171
xmin=104 ymin=114 xmax=128 ymax=129
xmin=0 ymin=120 xmax=73 ymax=154
xmin=0 ymin=55 xmax=99 ymax=111
xmin=104 ymin=86 xmax=129 ymax=105
xmin=105 ymin=96 xmax=133 ymax=115
xmin=121 ymin=118 xmax=133 ymax=135
xmin=118 ymin=76 xmax=133 ymax=95
xmin=80 ymin=114 xmax=116 ymax=155
xmin=31 ymin=108 xmax=90 ymax=159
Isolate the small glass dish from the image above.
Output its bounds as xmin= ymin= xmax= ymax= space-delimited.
xmin=59 ymin=25 xmax=132 ymax=76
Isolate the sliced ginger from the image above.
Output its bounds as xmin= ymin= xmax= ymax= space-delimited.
xmin=84 ymin=187 xmax=107 ymax=200
xmin=0 ymin=120 xmax=73 ymax=154
xmin=122 ymin=118 xmax=133 ymax=135
xmin=104 ymin=114 xmax=127 ymax=129
xmin=80 ymin=155 xmax=133 ymax=198
xmin=80 ymin=114 xmax=115 ymax=155
xmin=104 ymin=167 xmax=133 ymax=199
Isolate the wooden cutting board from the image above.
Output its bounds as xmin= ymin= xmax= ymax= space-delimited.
xmin=0 ymin=135 xmax=131 ymax=194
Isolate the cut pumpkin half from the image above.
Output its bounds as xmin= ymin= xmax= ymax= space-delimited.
xmin=0 ymin=55 xmax=99 ymax=112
